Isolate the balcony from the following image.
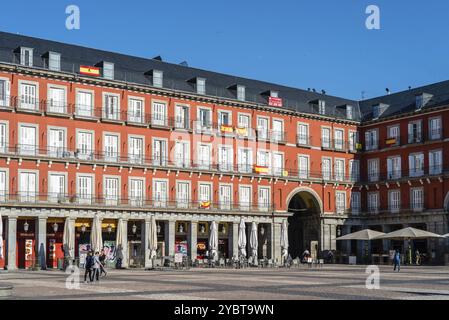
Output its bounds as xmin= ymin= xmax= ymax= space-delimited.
xmin=0 ymin=193 xmax=274 ymax=213
xmin=407 ymin=133 xmax=423 ymax=145
xmin=270 ymin=130 xmax=287 ymax=144
xmin=428 ymin=128 xmax=442 ymax=141
xmin=45 ymin=101 xmax=71 ymax=117
xmin=0 ymin=95 xmax=16 ymax=111
xmin=297 ymin=134 xmax=310 ymax=147
xmin=150 ymin=116 xmax=171 ymax=129
xmin=74 ymin=104 xmax=100 ymax=120
xmin=16 ymin=96 xmax=41 ymax=114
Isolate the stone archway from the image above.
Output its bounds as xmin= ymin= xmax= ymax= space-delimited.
xmin=286 ymin=187 xmax=322 ymax=259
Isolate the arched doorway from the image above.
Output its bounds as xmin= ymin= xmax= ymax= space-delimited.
xmin=287 ymin=188 xmax=322 ymax=259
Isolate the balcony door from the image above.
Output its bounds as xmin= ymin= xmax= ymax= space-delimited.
xmin=20 ymin=125 xmax=36 ymax=155
xmin=48 ymin=128 xmax=65 ymax=158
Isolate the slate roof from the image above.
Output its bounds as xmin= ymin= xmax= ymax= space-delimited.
xmin=1 ymin=31 xmax=448 ymax=123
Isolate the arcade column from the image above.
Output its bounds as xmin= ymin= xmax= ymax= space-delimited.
xmin=6 ymin=217 xmax=17 ymax=271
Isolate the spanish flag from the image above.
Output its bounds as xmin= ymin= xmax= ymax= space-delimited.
xmin=386 ymin=138 xmax=397 ymax=145
xmin=200 ymin=201 xmax=211 ymax=209
xmin=355 ymin=143 xmax=363 ymax=150
xmin=80 ymin=65 xmax=101 ymax=77
xmin=220 ymin=125 xmax=234 ymax=133
xmin=254 ymin=166 xmax=269 ymax=174
xmin=235 ymin=127 xmax=248 ymax=136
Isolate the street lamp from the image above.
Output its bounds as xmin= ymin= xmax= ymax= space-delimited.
xmin=23 ymin=220 xmax=29 ymax=233
xmin=221 ymin=225 xmax=226 ymax=235
xmin=52 ymin=222 xmax=59 ymax=233
xmin=132 ymin=223 xmax=137 ymax=235
xmin=157 ymin=223 xmax=161 ymax=234
xmin=107 ymin=224 xmax=112 ymax=234
xmin=81 ymin=224 xmax=87 ymax=233
xmin=260 ymin=226 xmax=265 ymax=236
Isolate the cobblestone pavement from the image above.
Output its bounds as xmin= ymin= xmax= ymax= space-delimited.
xmin=1 ymin=265 xmax=449 ymax=300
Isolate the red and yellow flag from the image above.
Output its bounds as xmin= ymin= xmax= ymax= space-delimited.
xmin=80 ymin=65 xmax=101 ymax=77
xmin=220 ymin=125 xmax=234 ymax=133
xmin=200 ymin=201 xmax=211 ymax=209
xmin=254 ymin=166 xmax=269 ymax=174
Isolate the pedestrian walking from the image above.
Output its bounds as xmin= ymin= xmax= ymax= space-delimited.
xmin=415 ymin=250 xmax=420 ymax=265
xmin=99 ymin=249 xmax=107 ymax=277
xmin=92 ymin=251 xmax=102 ymax=283
xmin=83 ymin=251 xmax=94 ymax=283
xmin=393 ymin=250 xmax=401 ymax=272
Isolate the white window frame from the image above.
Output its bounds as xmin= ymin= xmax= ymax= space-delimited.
xmin=153 ymin=178 xmax=169 ymax=207
xmin=103 ymin=132 xmax=120 ymax=162
xmin=75 ymin=129 xmax=95 ymax=160
xmin=388 ymin=189 xmax=401 ymax=213
xmin=128 ymin=96 xmax=145 ymax=124
xmin=176 ymin=180 xmax=191 ymax=208
xmin=218 ymin=183 xmax=233 ymax=210
xmin=19 ymin=80 xmax=39 ymax=111
xmin=129 ymin=177 xmax=145 ymax=206
xmin=429 ymin=149 xmax=443 ymax=175
xmin=103 ymin=92 xmax=120 ymax=120
xmin=258 ymin=186 xmax=271 ymax=212
xmin=103 ymin=175 xmax=121 ymax=206
xmin=429 ymin=116 xmax=442 ymax=140
xmin=76 ymin=173 xmax=94 ymax=205
xmin=128 ymin=134 xmax=145 ymax=164
xmin=47 ymin=84 xmax=67 ymax=114
xmin=367 ymin=158 xmax=379 ymax=182
xmin=48 ymin=171 xmax=68 ymax=203
xmin=18 ymin=169 xmax=38 ymax=202
xmin=18 ymin=122 xmax=38 ymax=156
xmin=75 ymin=88 xmax=94 ymax=117
xmin=239 ymin=184 xmax=252 ymax=211
xmin=335 ymin=191 xmax=346 ymax=214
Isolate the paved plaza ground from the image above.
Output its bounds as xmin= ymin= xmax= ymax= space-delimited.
xmin=1 ymin=264 xmax=449 ymax=300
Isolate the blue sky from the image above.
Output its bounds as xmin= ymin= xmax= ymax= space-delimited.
xmin=1 ymin=0 xmax=449 ymax=100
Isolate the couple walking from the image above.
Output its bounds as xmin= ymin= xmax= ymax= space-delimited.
xmin=84 ymin=250 xmax=107 ymax=283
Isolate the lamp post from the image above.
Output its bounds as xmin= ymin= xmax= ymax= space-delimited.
xmin=52 ymin=222 xmax=59 ymax=233
xmin=132 ymin=223 xmax=137 ymax=235
xmin=23 ymin=220 xmax=29 ymax=233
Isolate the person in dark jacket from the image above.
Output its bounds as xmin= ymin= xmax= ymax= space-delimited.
xmin=393 ymin=250 xmax=401 ymax=272
xmin=84 ymin=251 xmax=94 ymax=283
xmin=99 ymin=249 xmax=107 ymax=277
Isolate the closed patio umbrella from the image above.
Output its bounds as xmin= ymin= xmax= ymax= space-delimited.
xmin=149 ymin=216 xmax=158 ymax=259
xmin=90 ymin=215 xmax=103 ymax=253
xmin=62 ymin=218 xmax=75 ymax=259
xmin=336 ymin=229 xmax=385 ymax=241
xmin=238 ymin=219 xmax=246 ymax=258
xmin=374 ymin=227 xmax=443 ymax=240
xmin=209 ymin=221 xmax=218 ymax=261
xmin=442 ymin=233 xmax=449 ymax=238
xmin=115 ymin=219 xmax=127 ymax=267
xmin=0 ymin=213 xmax=3 ymax=259
xmin=280 ymin=220 xmax=289 ymax=260
xmin=249 ymin=222 xmax=258 ymax=265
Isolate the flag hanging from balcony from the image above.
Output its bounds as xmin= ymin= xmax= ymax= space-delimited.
xmin=385 ymin=138 xmax=397 ymax=145
xmin=254 ymin=166 xmax=269 ymax=174
xmin=220 ymin=125 xmax=233 ymax=133
xmin=200 ymin=201 xmax=211 ymax=209
xmin=235 ymin=127 xmax=248 ymax=136
xmin=79 ymin=65 xmax=101 ymax=77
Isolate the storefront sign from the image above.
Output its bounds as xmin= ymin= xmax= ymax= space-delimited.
xmin=268 ymin=97 xmax=283 ymax=107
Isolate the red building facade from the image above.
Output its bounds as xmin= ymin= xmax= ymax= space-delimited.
xmin=0 ymin=32 xmax=447 ymax=269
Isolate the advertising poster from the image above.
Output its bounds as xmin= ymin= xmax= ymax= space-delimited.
xmin=175 ymin=240 xmax=188 ymax=256
xmin=103 ymin=241 xmax=116 ymax=267
xmin=25 ymin=239 xmax=33 ymax=261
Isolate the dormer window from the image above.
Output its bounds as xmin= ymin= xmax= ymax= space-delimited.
xmin=346 ymin=105 xmax=353 ymax=120
xmin=196 ymin=78 xmax=206 ymax=95
xmin=318 ymin=100 xmax=326 ymax=115
xmin=19 ymin=47 xmax=33 ymax=67
xmin=153 ymin=70 xmax=163 ymax=88
xmin=415 ymin=93 xmax=432 ymax=110
xmin=373 ymin=103 xmax=388 ymax=119
xmin=237 ymin=85 xmax=246 ymax=101
xmin=102 ymin=62 xmax=114 ymax=80
xmin=47 ymin=52 xmax=61 ymax=71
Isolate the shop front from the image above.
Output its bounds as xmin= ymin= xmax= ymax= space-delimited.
xmin=101 ymin=220 xmax=117 ymax=268
xmin=197 ymin=222 xmax=209 ymax=259
xmin=17 ymin=219 xmax=35 ymax=269
xmin=218 ymin=222 xmax=229 ymax=259
xmin=128 ymin=220 xmax=143 ymax=268
xmin=46 ymin=219 xmax=64 ymax=269
xmin=75 ymin=219 xmax=91 ymax=267
xmin=175 ymin=221 xmax=188 ymax=257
